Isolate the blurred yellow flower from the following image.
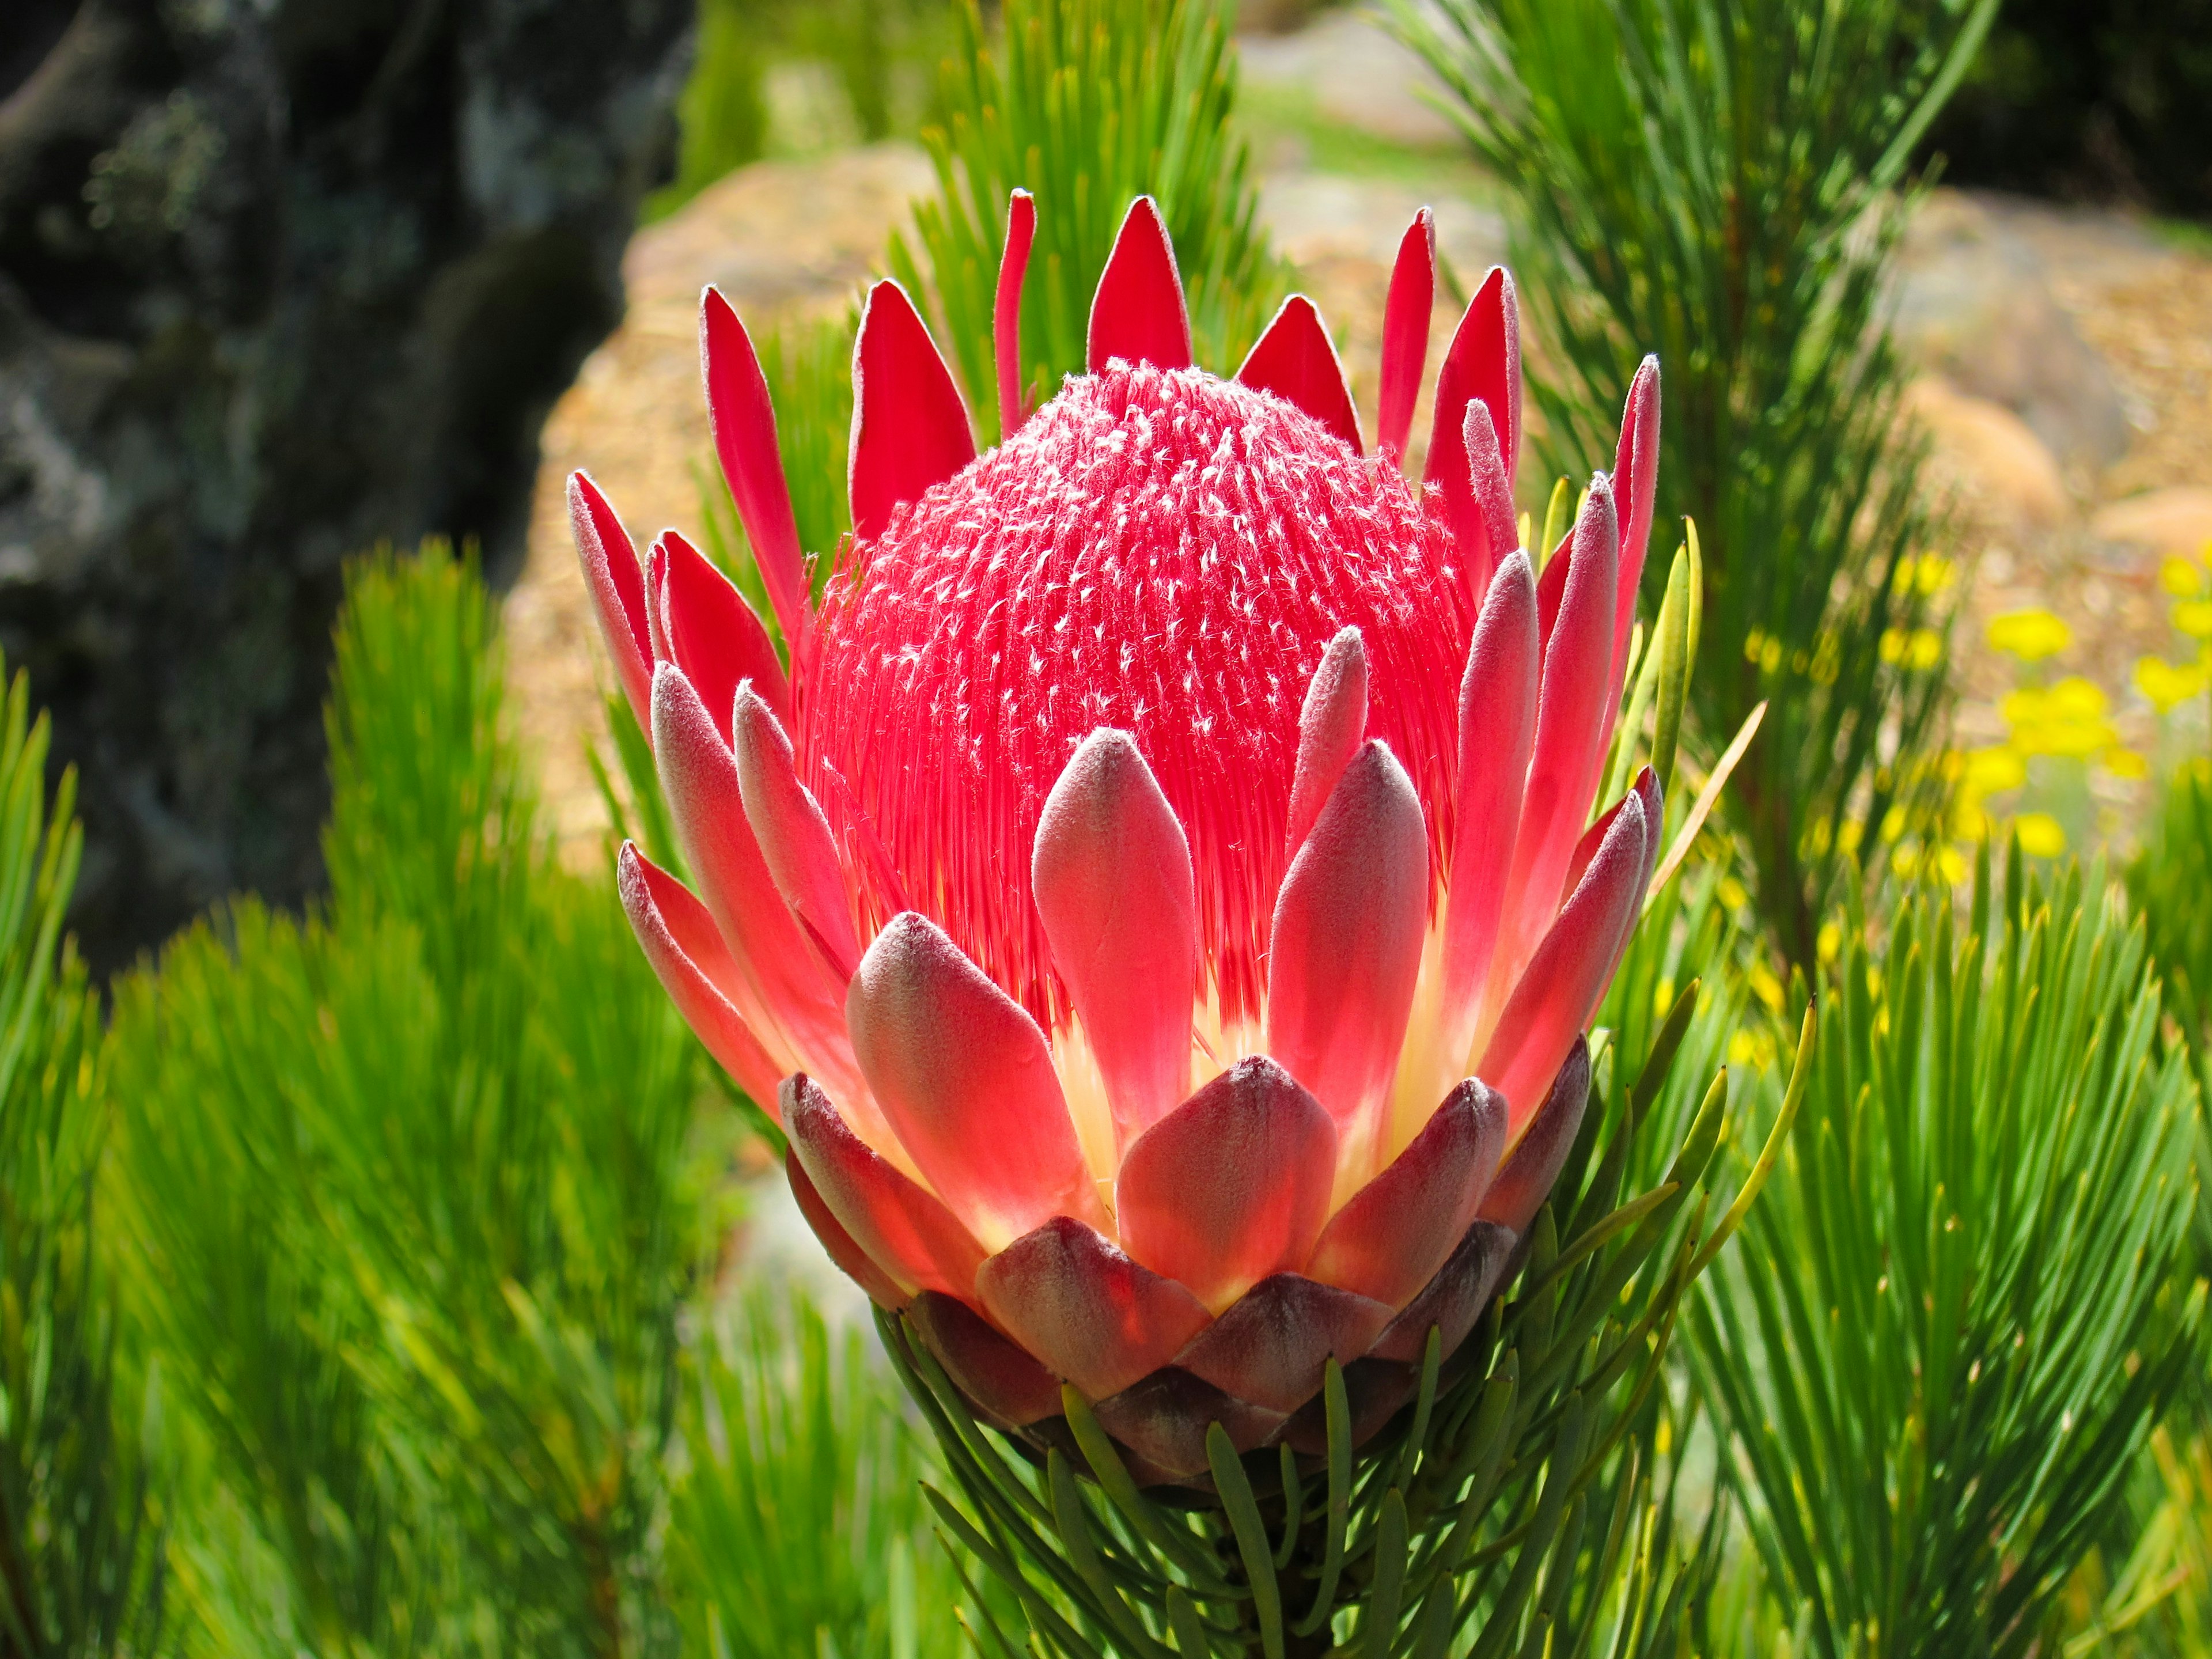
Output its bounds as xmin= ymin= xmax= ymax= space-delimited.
xmin=2003 ymin=678 xmax=2116 ymax=757
xmin=1817 ymin=919 xmax=1841 ymax=964
xmin=1987 ymin=608 xmax=2072 ymax=661
xmin=2015 ymin=813 xmax=2066 ymax=858
xmin=1895 ymin=841 xmax=1968 ymax=883
xmin=1717 ymin=876 xmax=1749 ymax=911
xmin=1748 ymin=961 xmax=1785 ymax=1013
xmin=2135 ymin=656 xmax=2206 ymax=714
xmin=2162 ymin=556 xmax=2204 ymax=597
xmin=2104 ymin=747 xmax=2150 ymax=780
xmin=1912 ymin=555 xmax=1957 ymax=596
xmin=2048 ymin=677 xmax=2108 ymax=719
xmin=1952 ymin=802 xmax=1997 ymax=842
xmin=1878 ymin=627 xmax=1944 ymax=669
xmin=2176 ymin=600 xmax=2212 ymax=639
xmin=1963 ymin=745 xmax=2027 ymax=794
xmin=1728 ymin=1029 xmax=1777 ymax=1071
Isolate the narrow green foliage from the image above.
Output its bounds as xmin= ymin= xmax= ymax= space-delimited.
xmin=669 ymin=1287 xmax=1003 ymax=1658
xmin=647 ymin=0 xmax=772 ymax=220
xmin=646 ymin=0 xmax=956 ymax=221
xmin=1402 ymin=0 xmax=1995 ymax=968
xmin=888 ymin=0 xmax=1289 ymax=445
xmin=0 ymin=662 xmax=163 ymax=1657
xmin=2128 ymin=759 xmax=2212 ymax=1044
xmin=787 ymin=0 xmax=958 ymax=145
xmin=1690 ymin=855 xmax=2202 ymax=1658
xmin=110 ymin=543 xmax=724 ymax=1657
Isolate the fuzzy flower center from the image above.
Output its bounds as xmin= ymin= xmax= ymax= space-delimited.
xmin=799 ymin=362 xmax=1476 ymax=1030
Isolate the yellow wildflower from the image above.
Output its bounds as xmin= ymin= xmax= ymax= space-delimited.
xmin=1912 ymin=555 xmax=1957 ymax=596
xmin=2005 ymin=677 xmax=2115 ymax=757
xmin=2104 ymin=748 xmax=2151 ymax=780
xmin=2137 ymin=656 xmax=2206 ymax=714
xmin=1963 ymin=746 xmax=2026 ymax=794
xmin=2162 ymin=556 xmax=2204 ymax=597
xmin=1987 ymin=608 xmax=2071 ymax=661
xmin=1748 ymin=961 xmax=1785 ymax=1013
xmin=2176 ymin=600 xmax=2212 ymax=639
xmin=2014 ymin=813 xmax=2066 ymax=858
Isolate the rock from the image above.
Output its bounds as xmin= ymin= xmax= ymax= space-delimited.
xmin=1259 ymin=175 xmax=1503 ymax=276
xmin=1890 ymin=191 xmax=2131 ymax=474
xmin=509 ymin=145 xmax=934 ymax=859
xmin=1237 ymin=9 xmax=1460 ymax=150
xmin=1907 ymin=377 xmax=2072 ymax=529
xmin=0 ymin=0 xmax=690 ymax=971
xmin=2092 ymin=488 xmax=2212 ymax=555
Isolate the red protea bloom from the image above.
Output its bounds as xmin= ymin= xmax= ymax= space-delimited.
xmin=575 ymin=195 xmax=1664 ymax=1487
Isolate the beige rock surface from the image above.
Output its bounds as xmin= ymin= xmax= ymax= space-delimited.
xmin=1908 ymin=377 xmax=2073 ymax=530
xmin=2091 ymin=487 xmax=2212 ymax=556
xmin=505 ymin=145 xmax=933 ymax=862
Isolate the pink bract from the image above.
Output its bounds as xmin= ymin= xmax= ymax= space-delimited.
xmin=577 ymin=195 xmax=1664 ymax=1487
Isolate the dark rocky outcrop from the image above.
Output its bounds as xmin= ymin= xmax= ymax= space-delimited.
xmin=0 ymin=0 xmax=689 ymax=970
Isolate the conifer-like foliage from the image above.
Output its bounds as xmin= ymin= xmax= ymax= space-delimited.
xmin=1401 ymin=0 xmax=1997 ymax=968
xmin=1691 ymin=851 xmax=2202 ymax=1658
xmin=672 ymin=1288 xmax=1019 ymax=1659
xmin=109 ymin=546 xmax=723 ymax=1657
xmin=889 ymin=0 xmax=1289 ymax=445
xmin=0 ymin=663 xmax=162 ymax=1657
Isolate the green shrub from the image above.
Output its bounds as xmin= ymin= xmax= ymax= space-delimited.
xmin=110 ymin=544 xmax=727 ymax=1657
xmin=888 ymin=0 xmax=1289 ymax=444
xmin=671 ymin=1286 xmax=1015 ymax=1658
xmin=1400 ymin=0 xmax=1994 ymax=969
xmin=647 ymin=0 xmax=960 ymax=222
xmin=2125 ymin=760 xmax=2212 ymax=1275
xmin=2128 ymin=760 xmax=2212 ymax=1046
xmin=649 ymin=0 xmax=772 ymax=221
xmin=0 ymin=663 xmax=162 ymax=1656
xmin=1689 ymin=850 xmax=2202 ymax=1657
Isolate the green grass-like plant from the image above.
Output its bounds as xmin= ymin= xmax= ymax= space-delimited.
xmin=1688 ymin=849 xmax=2203 ymax=1658
xmin=2127 ymin=759 xmax=2212 ymax=1277
xmin=1400 ymin=0 xmax=1995 ymax=970
xmin=111 ymin=544 xmax=725 ymax=1657
xmin=672 ymin=1285 xmax=1017 ymax=1658
xmin=0 ymin=662 xmax=163 ymax=1657
xmin=888 ymin=0 xmax=1289 ymax=445
xmin=647 ymin=0 xmax=772 ymax=221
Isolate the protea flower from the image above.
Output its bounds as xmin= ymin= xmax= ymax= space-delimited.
xmin=574 ymin=195 xmax=1663 ymax=1489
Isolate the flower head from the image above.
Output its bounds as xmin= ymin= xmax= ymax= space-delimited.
xmin=576 ymin=195 xmax=1664 ymax=1486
